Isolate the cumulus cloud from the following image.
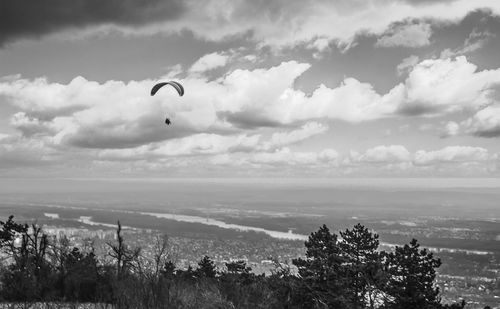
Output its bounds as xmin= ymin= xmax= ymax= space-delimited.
xmin=0 ymin=75 xmax=224 ymax=149
xmin=206 ymin=144 xmax=497 ymax=176
xmin=3 ymin=56 xmax=500 ymax=152
xmin=217 ymin=56 xmax=500 ymax=124
xmin=441 ymin=121 xmax=460 ymax=137
xmin=343 ymin=144 xmax=496 ymax=173
xmin=98 ymin=121 xmax=328 ymax=161
xmin=98 ymin=133 xmax=260 ymax=160
xmin=189 ymin=52 xmax=230 ymax=74
xmin=397 ymin=56 xmax=500 ymax=116
xmin=10 ymin=112 xmax=53 ymax=137
xmin=216 ymin=62 xmax=398 ymax=125
xmin=307 ymin=37 xmax=332 ymax=59
xmin=259 ymin=122 xmax=328 ymax=151
xmin=352 ymin=145 xmax=412 ymax=164
xmin=413 ymin=146 xmax=491 ymax=165
xmin=0 ymin=0 xmax=185 ymax=46
xmin=249 ymin=148 xmax=339 ymax=166
xmin=397 ymin=55 xmax=420 ymax=76
xmin=462 ymin=104 xmax=500 ymax=137
xmin=376 ymin=22 xmax=433 ymax=48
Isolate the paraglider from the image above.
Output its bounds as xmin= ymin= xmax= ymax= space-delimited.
xmin=150 ymin=81 xmax=184 ymax=125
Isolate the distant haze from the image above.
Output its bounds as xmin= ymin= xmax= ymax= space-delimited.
xmin=1 ymin=178 xmax=499 ymax=220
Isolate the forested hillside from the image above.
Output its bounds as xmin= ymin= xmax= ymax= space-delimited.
xmin=0 ymin=216 xmax=471 ymax=309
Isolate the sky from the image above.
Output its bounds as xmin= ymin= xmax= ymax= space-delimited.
xmin=1 ymin=0 xmax=500 ymax=178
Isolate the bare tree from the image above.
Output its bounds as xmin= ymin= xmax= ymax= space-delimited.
xmin=107 ymin=221 xmax=140 ymax=277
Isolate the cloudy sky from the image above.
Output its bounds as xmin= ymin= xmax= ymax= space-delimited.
xmin=1 ymin=0 xmax=500 ymax=177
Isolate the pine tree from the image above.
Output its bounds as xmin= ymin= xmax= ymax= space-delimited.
xmin=293 ymin=224 xmax=347 ymax=308
xmin=197 ymin=255 xmax=217 ymax=278
xmin=383 ymin=238 xmax=442 ymax=309
xmin=340 ymin=223 xmax=385 ymax=309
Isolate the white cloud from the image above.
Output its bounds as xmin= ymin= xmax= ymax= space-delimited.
xmin=98 ymin=0 xmax=500 ymax=51
xmin=249 ymin=147 xmax=339 ymax=166
xmin=397 ymin=55 xmax=420 ymax=76
xmin=307 ymin=37 xmax=331 ymax=59
xmin=10 ymin=112 xmax=52 ymax=137
xmin=259 ymin=122 xmax=328 ymax=151
xmin=397 ymin=56 xmax=500 ymax=115
xmin=441 ymin=121 xmax=460 ymax=137
xmin=0 ymin=134 xmax=58 ymax=168
xmin=3 ymin=56 xmax=500 ymax=154
xmin=440 ymin=28 xmax=495 ymax=58
xmin=0 ymin=74 xmax=224 ymax=149
xmin=3 ymin=54 xmax=500 ymax=177
xmin=276 ymin=78 xmax=400 ymax=123
xmin=376 ymin=22 xmax=432 ymax=48
xmin=414 ymin=146 xmax=491 ymax=165
xmin=210 ymin=144 xmax=498 ymax=175
xmin=0 ymin=76 xmax=94 ymax=117
xmin=462 ymin=104 xmax=500 ymax=137
xmin=98 ymin=133 xmax=261 ymax=161
xmin=354 ymin=145 xmax=412 ymax=163
xmin=98 ymin=121 xmax=328 ymax=161
xmin=344 ymin=144 xmax=496 ymax=175
xmin=189 ymin=52 xmax=230 ymax=73
xmin=461 ymin=29 xmax=495 ymax=53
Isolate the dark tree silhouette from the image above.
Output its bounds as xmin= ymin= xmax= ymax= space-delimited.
xmin=0 ymin=217 xmax=473 ymax=309
xmin=226 ymin=260 xmax=251 ymax=275
xmin=383 ymin=238 xmax=442 ymax=309
xmin=197 ymin=255 xmax=217 ymax=278
xmin=107 ymin=221 xmax=140 ymax=277
xmin=340 ymin=223 xmax=385 ymax=309
xmin=62 ymin=247 xmax=99 ymax=302
xmin=293 ymin=224 xmax=347 ymax=308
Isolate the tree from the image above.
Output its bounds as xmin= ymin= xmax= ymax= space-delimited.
xmin=0 ymin=216 xmax=27 ymax=249
xmin=151 ymin=234 xmax=170 ymax=277
xmin=107 ymin=221 xmax=140 ymax=277
xmin=383 ymin=239 xmax=442 ymax=309
xmin=197 ymin=255 xmax=217 ymax=278
xmin=107 ymin=221 xmax=141 ymax=309
xmin=340 ymin=223 xmax=386 ymax=309
xmin=0 ymin=219 xmax=54 ymax=302
xmin=63 ymin=247 xmax=99 ymax=302
xmin=226 ymin=260 xmax=251 ymax=275
xmin=161 ymin=260 xmax=176 ymax=279
xmin=293 ymin=224 xmax=347 ymax=308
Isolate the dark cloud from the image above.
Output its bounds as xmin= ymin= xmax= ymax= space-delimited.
xmin=217 ymin=111 xmax=285 ymax=130
xmin=472 ymin=127 xmax=500 ymax=138
xmin=65 ymin=118 xmax=195 ymax=149
xmin=0 ymin=0 xmax=185 ymax=46
xmin=396 ymin=102 xmax=448 ymax=117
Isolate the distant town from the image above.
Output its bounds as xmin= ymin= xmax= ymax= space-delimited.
xmin=17 ymin=208 xmax=499 ymax=309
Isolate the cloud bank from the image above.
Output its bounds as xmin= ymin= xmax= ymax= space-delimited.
xmin=2 ymin=0 xmax=500 ymax=51
xmin=1 ymin=51 xmax=500 ymax=176
xmin=2 ymin=56 xmax=500 ymax=150
xmin=0 ymin=0 xmax=185 ymax=46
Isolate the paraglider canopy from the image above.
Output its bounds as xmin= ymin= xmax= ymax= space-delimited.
xmin=150 ymin=81 xmax=184 ymax=126
xmin=151 ymin=81 xmax=184 ymax=97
